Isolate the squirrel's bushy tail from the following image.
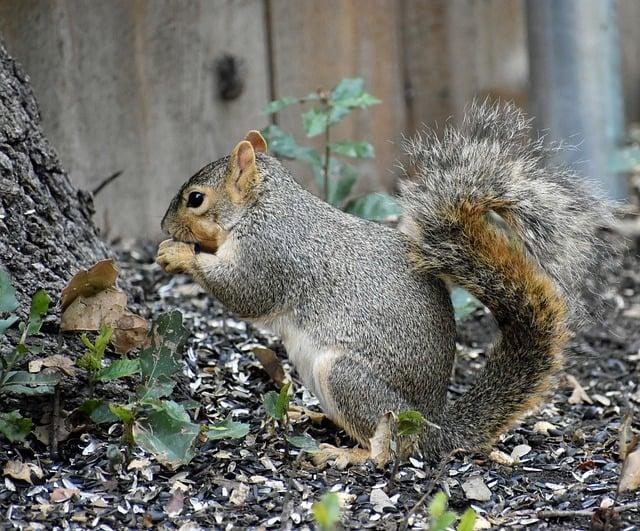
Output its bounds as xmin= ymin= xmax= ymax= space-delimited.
xmin=399 ymin=101 xmax=614 ymax=455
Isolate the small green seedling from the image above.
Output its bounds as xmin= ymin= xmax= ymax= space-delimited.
xmin=428 ymin=491 xmax=477 ymax=531
xmin=0 ymin=267 xmax=57 ymax=396
xmin=264 ymin=381 xmax=291 ymax=422
xmin=263 ymin=78 xmax=400 ymax=221
xmin=81 ymin=310 xmax=202 ymax=468
xmin=263 ymin=382 xmax=320 ymax=454
xmin=312 ymin=492 xmax=341 ymax=531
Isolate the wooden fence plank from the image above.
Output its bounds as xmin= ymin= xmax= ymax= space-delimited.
xmin=269 ymin=0 xmax=407 ymax=194
xmin=402 ymin=0 xmax=527 ymax=131
xmin=0 ymin=0 xmax=271 ymax=239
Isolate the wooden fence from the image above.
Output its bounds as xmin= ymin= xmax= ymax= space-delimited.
xmin=0 ymin=0 xmax=638 ymax=239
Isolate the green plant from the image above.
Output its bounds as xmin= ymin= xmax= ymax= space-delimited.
xmin=262 ymin=77 xmax=400 ymax=221
xmin=312 ymin=492 xmax=341 ymax=531
xmin=77 ymin=325 xmax=139 ymax=397
xmin=81 ymin=310 xmax=205 ymax=468
xmin=263 ymin=382 xmax=320 ymax=454
xmin=0 ymin=267 xmax=57 ymax=396
xmin=428 ymin=492 xmax=476 ymax=531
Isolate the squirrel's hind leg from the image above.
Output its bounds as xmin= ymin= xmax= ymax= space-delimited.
xmin=311 ymin=354 xmax=417 ymax=469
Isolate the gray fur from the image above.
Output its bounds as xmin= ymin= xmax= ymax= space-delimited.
xmin=400 ymin=101 xmax=614 ymax=327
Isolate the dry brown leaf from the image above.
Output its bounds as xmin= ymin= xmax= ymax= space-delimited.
xmin=29 ymin=355 xmax=76 ymax=377
xmin=34 ymin=420 xmax=72 ymax=446
xmin=252 ymin=347 xmax=285 ymax=385
xmin=110 ymin=312 xmax=149 ymax=354
xmin=565 ymin=374 xmax=593 ymax=405
xmin=60 ymin=259 xmax=118 ymax=311
xmin=462 ymin=476 xmax=492 ymax=501
xmin=165 ymin=491 xmax=185 ymax=517
xmin=619 ymin=445 xmax=640 ymax=492
xmin=61 ymin=288 xmax=128 ymax=332
xmin=50 ymin=487 xmax=80 ymax=503
xmin=369 ymin=411 xmax=393 ymax=469
xmin=229 ymin=483 xmax=250 ymax=506
xmin=3 ymin=460 xmax=33 ymax=484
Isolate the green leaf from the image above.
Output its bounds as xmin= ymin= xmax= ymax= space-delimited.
xmin=329 ymin=78 xmax=381 ymax=125
xmin=77 ymin=351 xmax=102 ymax=372
xmin=312 ymin=492 xmax=341 ymax=531
xmin=96 ymin=358 xmax=140 ymax=381
xmin=140 ymin=310 xmax=189 ymax=383
xmin=457 ymin=508 xmax=477 ymax=531
xmin=344 ymin=193 xmax=401 ymax=221
xmin=80 ymin=399 xmax=120 ymax=424
xmin=264 ymin=96 xmax=299 ymax=114
xmin=0 ymin=267 xmax=19 ymax=313
xmin=94 ymin=325 xmax=113 ymax=357
xmin=432 ymin=512 xmax=458 ymax=531
xmin=261 ymin=125 xmax=322 ymax=167
xmin=3 ymin=371 xmax=60 ymax=386
xmin=396 ymin=410 xmax=426 ymax=437
xmin=451 ymin=287 xmax=482 ymax=320
xmin=429 ymin=491 xmax=448 ymax=519
xmin=0 ymin=410 xmax=32 ymax=442
xmin=2 ymin=384 xmax=55 ymax=395
xmin=285 ymin=433 xmax=320 ymax=453
xmin=0 ymin=315 xmax=19 ymax=335
xmin=26 ymin=289 xmax=50 ymax=335
xmin=331 ymin=78 xmax=366 ymax=102
xmin=329 ymin=141 xmax=374 ymax=159
xmin=133 ymin=402 xmax=199 ymax=468
xmin=302 ymin=108 xmax=329 ymax=137
xmin=264 ymin=381 xmax=291 ymax=421
xmin=109 ymin=404 xmax=135 ymax=425
xmin=136 ymin=376 xmax=176 ymax=401
xmin=205 ymin=418 xmax=250 ymax=440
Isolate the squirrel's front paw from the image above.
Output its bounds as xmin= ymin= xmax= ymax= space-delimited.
xmin=156 ymin=239 xmax=196 ymax=274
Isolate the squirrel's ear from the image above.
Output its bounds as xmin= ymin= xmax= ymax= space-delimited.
xmin=227 ymin=140 xmax=260 ymax=200
xmin=244 ymin=130 xmax=268 ymax=153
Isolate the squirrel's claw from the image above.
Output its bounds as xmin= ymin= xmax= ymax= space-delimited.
xmin=156 ymin=239 xmax=196 ymax=274
xmin=312 ymin=444 xmax=371 ymax=470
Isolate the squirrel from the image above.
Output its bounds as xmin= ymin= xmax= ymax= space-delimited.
xmin=157 ymin=102 xmax=613 ymax=466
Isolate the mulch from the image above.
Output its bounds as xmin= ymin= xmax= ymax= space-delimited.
xmin=1 ymin=233 xmax=639 ymax=530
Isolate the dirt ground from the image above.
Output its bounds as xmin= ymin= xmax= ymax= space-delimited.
xmin=1 ymin=233 xmax=639 ymax=530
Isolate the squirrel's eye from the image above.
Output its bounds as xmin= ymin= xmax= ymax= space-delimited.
xmin=187 ymin=192 xmax=204 ymax=208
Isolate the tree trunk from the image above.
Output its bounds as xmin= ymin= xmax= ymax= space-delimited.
xmin=0 ymin=38 xmax=109 ymax=308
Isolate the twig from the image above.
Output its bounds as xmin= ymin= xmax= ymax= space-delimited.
xmin=536 ymin=502 xmax=640 ymax=519
xmin=399 ymin=448 xmax=464 ymax=530
xmin=50 ymin=385 xmax=61 ymax=459
xmin=92 ymin=170 xmax=123 ymax=196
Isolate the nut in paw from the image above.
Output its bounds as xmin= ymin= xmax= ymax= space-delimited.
xmin=156 ymin=239 xmax=196 ymax=274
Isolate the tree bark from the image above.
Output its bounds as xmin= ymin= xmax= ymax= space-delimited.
xmin=0 ymin=38 xmax=109 ymax=308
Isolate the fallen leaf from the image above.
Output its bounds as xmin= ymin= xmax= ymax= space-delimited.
xmin=474 ymin=515 xmax=492 ymax=529
xmin=252 ymin=347 xmax=285 ymax=385
xmin=60 ymin=259 xmax=118 ymax=311
xmin=370 ymin=488 xmax=395 ymax=513
xmin=462 ymin=477 xmax=492 ymax=501
xmin=110 ymin=312 xmax=149 ymax=354
xmin=61 ymin=289 xmax=127 ymax=332
xmin=29 ymin=355 xmax=76 ymax=377
xmin=3 ymin=460 xmax=32 ymax=484
xmin=533 ymin=421 xmax=558 ymax=436
xmin=565 ymin=374 xmax=593 ymax=405
xmin=369 ymin=411 xmax=394 ymax=468
xmin=128 ymin=458 xmax=152 ymax=470
xmin=489 ymin=450 xmax=515 ymax=466
xmin=50 ymin=487 xmax=80 ymax=503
